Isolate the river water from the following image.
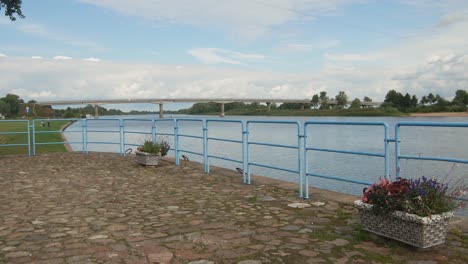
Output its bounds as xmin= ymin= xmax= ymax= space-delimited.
xmin=64 ymin=115 xmax=467 ymax=199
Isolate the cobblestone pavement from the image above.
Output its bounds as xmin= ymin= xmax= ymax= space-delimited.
xmin=0 ymin=153 xmax=467 ymax=264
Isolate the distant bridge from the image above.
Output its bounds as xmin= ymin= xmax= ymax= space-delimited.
xmin=36 ymin=98 xmax=382 ymax=118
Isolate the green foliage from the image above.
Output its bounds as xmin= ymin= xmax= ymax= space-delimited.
xmin=311 ymin=94 xmax=319 ymax=108
xmin=0 ymin=99 xmax=10 ymax=116
xmin=350 ymin=98 xmax=361 ymax=109
xmin=54 ymin=104 xmax=124 ymax=118
xmin=137 ymin=139 xmax=170 ymax=156
xmin=0 ymin=0 xmax=24 ymax=21
xmin=335 ymin=91 xmax=348 ymax=109
xmin=0 ymin=94 xmax=21 ymax=116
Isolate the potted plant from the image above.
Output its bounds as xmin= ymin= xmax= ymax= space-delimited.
xmin=135 ymin=139 xmax=170 ymax=166
xmin=354 ymin=176 xmax=464 ymax=248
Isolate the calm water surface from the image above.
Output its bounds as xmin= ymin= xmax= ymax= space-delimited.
xmin=65 ymin=115 xmax=468 ymax=199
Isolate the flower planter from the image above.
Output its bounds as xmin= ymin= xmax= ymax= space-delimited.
xmin=135 ymin=151 xmax=161 ymax=166
xmin=354 ymin=200 xmax=453 ymax=248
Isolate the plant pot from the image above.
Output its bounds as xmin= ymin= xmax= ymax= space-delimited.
xmin=354 ymin=200 xmax=454 ymax=248
xmin=135 ymin=151 xmax=161 ymax=166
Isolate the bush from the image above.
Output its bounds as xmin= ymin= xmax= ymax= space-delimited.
xmin=137 ymin=139 xmax=170 ymax=156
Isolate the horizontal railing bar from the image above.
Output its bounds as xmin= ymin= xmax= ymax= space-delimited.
xmin=32 ymin=130 xmax=62 ymax=134
xmin=60 ymin=130 xmax=82 ymax=133
xmin=207 ymin=137 xmax=242 ymax=144
xmin=33 ymin=118 xmax=81 ymax=122
xmin=249 ymin=141 xmax=298 ymax=149
xmin=86 ymin=142 xmax=120 ymax=145
xmin=206 ymin=119 xmax=243 ymax=124
xmin=178 ymin=134 xmax=203 ymax=139
xmin=399 ymin=155 xmax=468 ymax=164
xmin=0 ymin=143 xmax=28 ymax=147
xmin=123 ymin=131 xmax=151 ymax=135
xmin=207 ymin=155 xmax=242 ymax=164
xmin=306 ymin=147 xmax=384 ymax=158
xmin=155 ymin=132 xmax=174 ymax=136
xmin=35 ymin=142 xmax=82 ymax=145
xmin=0 ymin=132 xmax=28 ymax=135
xmin=305 ymin=121 xmax=388 ymax=127
xmin=247 ymin=120 xmax=300 ymax=125
xmin=397 ymin=122 xmax=468 ymax=128
xmin=306 ymin=172 xmax=372 ymax=185
xmin=86 ymin=130 xmax=120 ymax=133
xmin=178 ymin=149 xmax=203 ymax=156
xmin=249 ymin=162 xmax=298 ymax=174
xmin=0 ymin=120 xmax=29 ymax=122
xmin=176 ymin=119 xmax=204 ymax=122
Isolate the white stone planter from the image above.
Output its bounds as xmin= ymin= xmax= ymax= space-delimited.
xmin=354 ymin=200 xmax=453 ymax=248
xmin=135 ymin=151 xmax=161 ymax=166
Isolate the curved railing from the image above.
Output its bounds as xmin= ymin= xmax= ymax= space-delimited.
xmin=1 ymin=118 xmax=467 ymax=199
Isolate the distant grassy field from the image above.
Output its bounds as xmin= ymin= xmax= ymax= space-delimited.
xmin=0 ymin=120 xmax=69 ymax=156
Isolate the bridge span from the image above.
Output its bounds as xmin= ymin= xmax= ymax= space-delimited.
xmin=37 ymin=98 xmax=312 ymax=118
xmin=36 ymin=98 xmax=381 ymax=118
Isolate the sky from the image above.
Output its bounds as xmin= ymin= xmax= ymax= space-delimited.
xmin=0 ymin=0 xmax=467 ymax=111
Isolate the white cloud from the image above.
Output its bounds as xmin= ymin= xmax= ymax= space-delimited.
xmin=278 ymin=40 xmax=340 ymax=53
xmin=0 ymin=53 xmax=7 ymax=58
xmin=16 ymin=23 xmax=102 ymax=51
xmin=188 ymin=48 xmax=265 ymax=65
xmin=84 ymin=57 xmax=101 ymax=62
xmin=31 ymin=56 xmax=43 ymax=59
xmin=78 ymin=0 xmax=363 ymax=39
xmin=53 ymin=56 xmax=73 ymax=60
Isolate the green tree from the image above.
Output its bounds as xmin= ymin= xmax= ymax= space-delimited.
xmin=1 ymin=94 xmax=21 ymax=116
xmin=453 ymin=90 xmax=468 ymax=105
xmin=319 ymin=91 xmax=329 ymax=110
xmin=335 ymin=91 xmax=348 ymax=109
xmin=0 ymin=99 xmax=10 ymax=116
xmin=363 ymin=96 xmax=372 ymax=102
xmin=27 ymin=99 xmax=37 ymax=104
xmin=311 ymin=94 xmax=319 ymax=109
xmin=420 ymin=95 xmax=428 ymax=105
xmin=0 ymin=0 xmax=24 ymax=21
xmin=427 ymin=93 xmax=435 ymax=104
xmin=350 ymin=98 xmax=361 ymax=109
xmin=411 ymin=95 xmax=418 ymax=107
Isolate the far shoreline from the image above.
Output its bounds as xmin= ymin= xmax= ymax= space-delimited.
xmin=409 ymin=112 xmax=468 ymax=117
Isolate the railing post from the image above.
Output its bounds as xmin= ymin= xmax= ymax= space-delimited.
xmin=83 ymin=119 xmax=88 ymax=154
xmin=26 ymin=120 xmax=31 ymax=157
xmin=152 ymin=119 xmax=156 ymax=143
xmin=395 ymin=124 xmax=401 ymax=178
xmin=174 ymin=119 xmax=180 ymax=166
xmin=32 ymin=120 xmax=36 ymax=156
xmin=203 ymin=120 xmax=208 ymax=174
xmin=298 ymin=125 xmax=303 ymax=199
xmin=242 ymin=121 xmax=247 ymax=184
xmin=119 ymin=119 xmax=124 ymax=156
xmin=304 ymin=124 xmax=309 ymax=199
xmin=384 ymin=123 xmax=390 ymax=179
xmin=246 ymin=123 xmax=251 ymax=184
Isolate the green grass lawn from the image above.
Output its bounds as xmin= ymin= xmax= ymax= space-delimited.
xmin=0 ymin=120 xmax=69 ymax=156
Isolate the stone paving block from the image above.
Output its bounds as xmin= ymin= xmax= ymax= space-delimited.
xmin=0 ymin=153 xmax=466 ymax=263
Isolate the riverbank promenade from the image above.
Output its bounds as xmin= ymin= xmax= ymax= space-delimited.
xmin=0 ymin=153 xmax=466 ymax=263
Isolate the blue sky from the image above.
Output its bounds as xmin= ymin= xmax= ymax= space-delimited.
xmin=1 ymin=0 xmax=467 ymax=111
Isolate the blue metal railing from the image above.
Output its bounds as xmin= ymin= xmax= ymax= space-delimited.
xmin=0 ymin=120 xmax=30 ymax=156
xmin=2 ymin=118 xmax=467 ymax=200
xmin=395 ymin=122 xmax=468 ymax=177
xmin=32 ymin=119 xmax=84 ymax=155
xmin=85 ymin=118 xmax=122 ymax=154
xmin=206 ymin=119 xmax=246 ymax=182
xmin=303 ymin=121 xmax=389 ymax=199
xmin=246 ymin=120 xmax=303 ymax=196
xmin=175 ymin=119 xmax=205 ymax=167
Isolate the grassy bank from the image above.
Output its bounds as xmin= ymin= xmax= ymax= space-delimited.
xmin=0 ymin=120 xmax=69 ymax=156
xmin=190 ymin=108 xmax=405 ymax=117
